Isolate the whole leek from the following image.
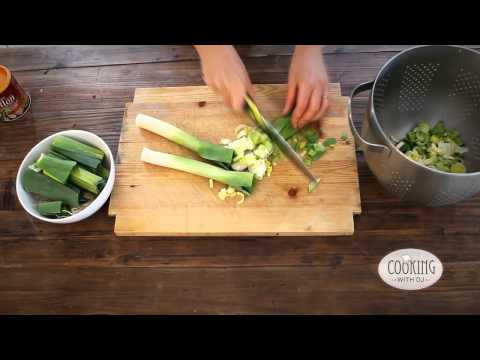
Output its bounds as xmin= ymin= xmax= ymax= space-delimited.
xmin=136 ymin=113 xmax=234 ymax=164
xmin=141 ymin=148 xmax=254 ymax=191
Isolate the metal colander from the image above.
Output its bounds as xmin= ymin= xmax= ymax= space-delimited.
xmin=348 ymin=45 xmax=480 ymax=206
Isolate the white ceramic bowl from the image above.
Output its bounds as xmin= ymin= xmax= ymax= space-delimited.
xmin=16 ymin=130 xmax=116 ymax=224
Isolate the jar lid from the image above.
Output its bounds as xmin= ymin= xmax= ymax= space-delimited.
xmin=0 ymin=65 xmax=12 ymax=94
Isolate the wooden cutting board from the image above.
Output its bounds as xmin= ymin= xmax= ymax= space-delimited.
xmin=109 ymin=84 xmax=361 ymax=236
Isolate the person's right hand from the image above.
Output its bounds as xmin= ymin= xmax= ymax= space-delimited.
xmin=195 ymin=45 xmax=255 ymax=112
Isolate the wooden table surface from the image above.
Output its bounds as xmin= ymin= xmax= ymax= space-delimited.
xmin=1 ymin=45 xmax=479 ymax=315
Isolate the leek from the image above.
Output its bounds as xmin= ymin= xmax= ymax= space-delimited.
xmin=35 ymin=153 xmax=76 ymax=184
xmin=38 ymin=201 xmax=63 ymax=216
xmin=136 ymin=113 xmax=234 ymax=164
xmin=141 ymin=148 xmax=254 ymax=191
xmin=48 ymin=148 xmax=108 ymax=179
xmin=96 ymin=164 xmax=110 ymax=180
xmin=22 ymin=168 xmax=79 ymax=208
xmin=396 ymin=120 xmax=468 ymax=173
xmin=272 ymin=115 xmax=291 ymax=133
xmin=70 ymin=166 xmax=105 ymax=194
xmin=51 ymin=135 xmax=104 ymax=169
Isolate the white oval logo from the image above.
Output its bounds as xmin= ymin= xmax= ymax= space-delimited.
xmin=378 ymin=248 xmax=443 ymax=290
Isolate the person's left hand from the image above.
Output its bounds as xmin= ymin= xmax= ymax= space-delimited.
xmin=283 ymin=46 xmax=330 ymax=129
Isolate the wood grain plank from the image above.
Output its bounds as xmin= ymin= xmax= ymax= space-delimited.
xmin=1 ymin=200 xmax=480 ymax=268
xmin=0 ymin=265 xmax=479 ymax=314
xmin=4 ymin=51 xmax=398 ymax=117
xmin=2 ymin=45 xmax=480 ymax=72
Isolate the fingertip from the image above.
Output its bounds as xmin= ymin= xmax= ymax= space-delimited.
xmin=291 ymin=113 xmax=300 ymax=129
xmin=233 ymin=99 xmax=244 ymax=113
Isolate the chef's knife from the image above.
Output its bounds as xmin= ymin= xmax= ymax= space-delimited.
xmin=244 ymin=95 xmax=320 ymax=192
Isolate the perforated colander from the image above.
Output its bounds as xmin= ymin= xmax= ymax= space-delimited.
xmin=348 ymin=45 xmax=480 ymax=206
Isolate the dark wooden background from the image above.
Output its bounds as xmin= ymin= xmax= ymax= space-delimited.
xmin=1 ymin=45 xmax=479 ymax=314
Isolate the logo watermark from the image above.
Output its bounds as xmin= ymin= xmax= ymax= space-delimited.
xmin=378 ymin=249 xmax=443 ymax=290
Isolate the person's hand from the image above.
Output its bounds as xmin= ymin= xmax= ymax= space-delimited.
xmin=283 ymin=46 xmax=329 ymax=129
xmin=195 ymin=45 xmax=255 ymax=112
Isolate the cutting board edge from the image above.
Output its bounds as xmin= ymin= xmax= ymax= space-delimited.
xmin=113 ymin=229 xmax=355 ymax=237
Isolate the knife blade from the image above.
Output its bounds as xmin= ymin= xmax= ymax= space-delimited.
xmin=244 ymin=95 xmax=320 ymax=192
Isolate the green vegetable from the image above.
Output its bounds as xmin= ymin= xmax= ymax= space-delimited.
xmin=22 ymin=168 xmax=80 ymax=208
xmin=301 ymin=127 xmax=319 ymax=143
xmin=323 ymin=138 xmax=337 ymax=147
xmin=306 ymin=143 xmax=326 ymax=161
xmin=253 ymin=144 xmax=272 ymax=159
xmin=226 ymin=124 xmax=276 ymax=180
xmin=53 ymin=147 xmax=102 ymax=169
xmin=273 ymin=115 xmax=291 ymax=133
xmin=227 ymin=137 xmax=255 ymax=158
xmin=35 ymin=153 xmax=77 ymax=184
xmin=431 ymin=121 xmax=446 ymax=136
xmin=96 ymin=164 xmax=110 ymax=180
xmin=340 ymin=133 xmax=348 ymax=141
xmin=397 ymin=120 xmax=468 ymax=173
xmin=47 ymin=150 xmax=69 ymax=160
xmin=49 ymin=149 xmax=110 ymax=180
xmin=38 ymin=201 xmax=63 ymax=216
xmin=52 ymin=135 xmax=104 ymax=160
xmin=70 ymin=166 xmax=105 ymax=194
xmin=136 ymin=113 xmax=234 ymax=164
xmin=280 ymin=120 xmax=299 ymax=140
xmin=141 ymin=148 xmax=255 ymax=192
xmin=51 ymin=135 xmax=104 ymax=169
xmin=308 ymin=179 xmax=321 ymax=193
xmin=451 ymin=162 xmax=466 ymax=173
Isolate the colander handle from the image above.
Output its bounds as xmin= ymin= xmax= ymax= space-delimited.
xmin=348 ymin=81 xmax=391 ymax=155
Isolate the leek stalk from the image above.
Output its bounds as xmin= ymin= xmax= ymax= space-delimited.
xmin=141 ymin=147 xmax=254 ymax=191
xmin=136 ymin=113 xmax=234 ymax=164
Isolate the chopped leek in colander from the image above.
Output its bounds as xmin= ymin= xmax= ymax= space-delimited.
xmin=395 ymin=120 xmax=468 ymax=173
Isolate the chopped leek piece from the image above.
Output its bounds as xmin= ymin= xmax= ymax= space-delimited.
xmin=306 ymin=143 xmax=326 ymax=161
xmin=273 ymin=115 xmax=291 ymax=133
xmin=136 ymin=113 xmax=234 ymax=164
xmin=218 ymin=186 xmax=245 ymax=204
xmin=451 ymin=162 xmax=466 ymax=173
xmin=53 ymin=148 xmax=102 ymax=169
xmin=396 ymin=120 xmax=468 ymax=173
xmin=47 ymin=150 xmax=69 ymax=160
xmin=70 ymin=166 xmax=105 ymax=194
xmin=248 ymin=159 xmax=267 ymax=180
xmin=253 ymin=144 xmax=272 ymax=159
xmin=141 ymin=148 xmax=255 ymax=192
xmin=301 ymin=127 xmax=319 ymax=143
xmin=280 ymin=120 xmax=299 ymax=140
xmin=323 ymin=138 xmax=337 ymax=147
xmin=51 ymin=135 xmax=104 ymax=169
xmin=22 ymin=168 xmax=80 ymax=208
xmin=52 ymin=135 xmax=104 ymax=160
xmin=96 ymin=164 xmax=110 ymax=180
xmin=226 ymin=137 xmax=255 ymax=158
xmin=308 ymin=179 xmax=321 ymax=193
xmin=38 ymin=201 xmax=63 ymax=216
xmin=28 ymin=163 xmax=42 ymax=173
xmin=35 ymin=153 xmax=77 ymax=184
